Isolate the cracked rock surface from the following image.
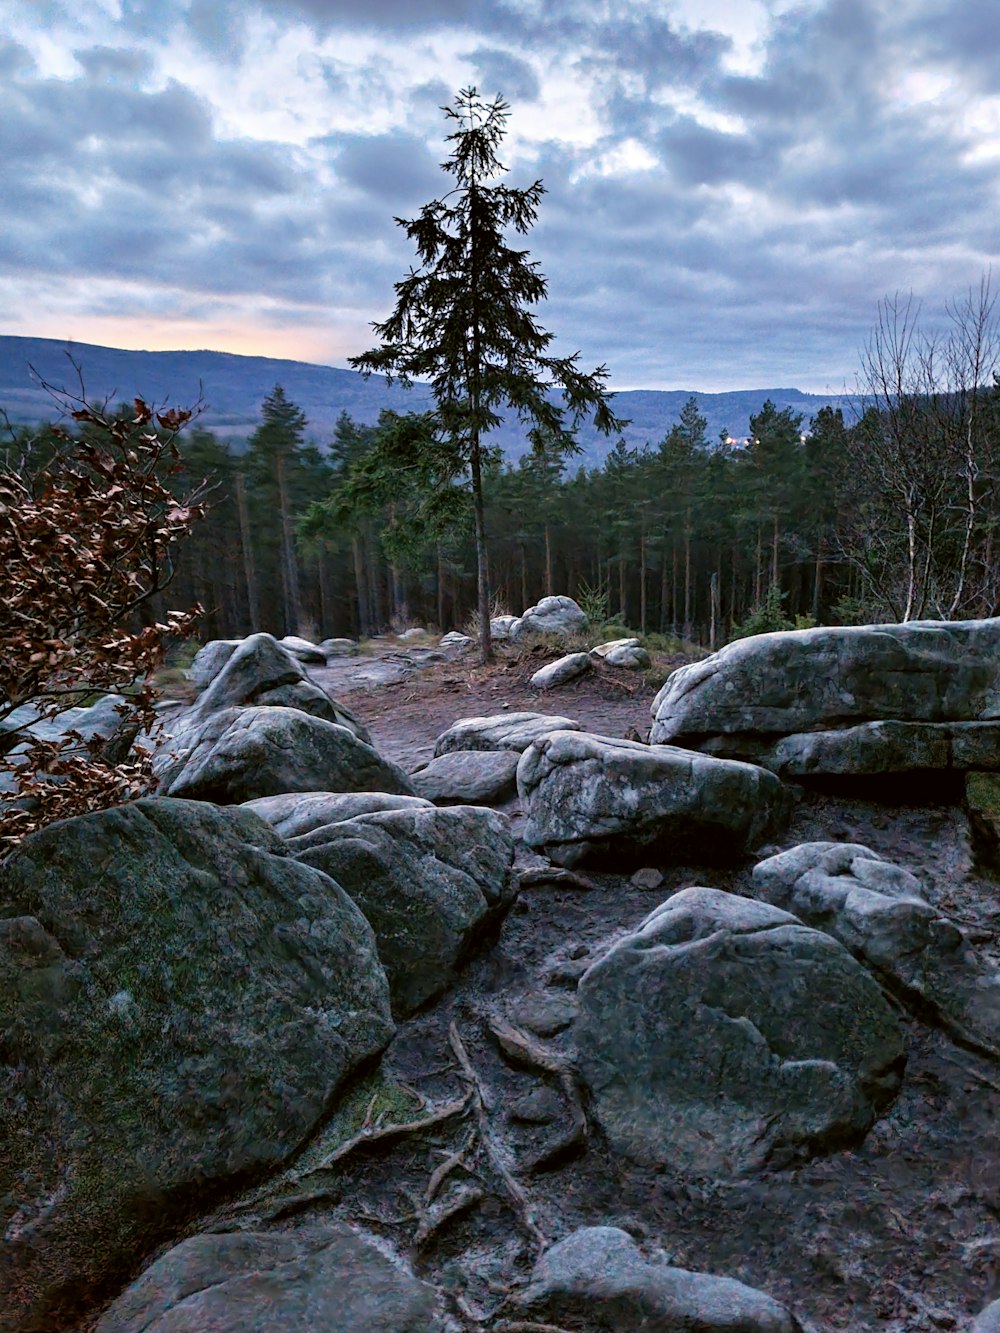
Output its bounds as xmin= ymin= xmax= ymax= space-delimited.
xmin=575 ymin=887 xmax=905 ymax=1174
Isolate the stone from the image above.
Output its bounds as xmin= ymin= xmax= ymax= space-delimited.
xmin=650 ymin=618 xmax=1000 ymax=777
xmin=243 ymin=790 xmax=433 ymax=844
xmin=631 ymin=867 xmax=664 ymax=889
xmin=753 ymin=841 xmax=1000 ymax=1056
xmin=187 ymin=638 xmax=242 ymax=690
xmin=397 ymin=627 xmax=428 ymax=642
xmin=516 ymin=1227 xmax=801 ymax=1332
xmin=278 ymin=634 xmax=327 ymax=663
xmin=510 ymin=594 xmax=587 ymax=641
xmin=252 ymin=681 xmax=372 ymax=743
xmin=530 ymin=652 xmax=593 ymax=690
xmin=518 ymin=730 xmax=791 ymax=868
xmin=575 ymin=887 xmax=904 ymax=1174
xmin=93 ymin=1222 xmax=443 ymax=1332
xmin=509 ymin=1085 xmax=564 ymax=1125
xmin=411 ymin=749 xmax=520 ymax=805
xmin=316 ymin=637 xmax=359 ymax=656
xmin=509 ymin=989 xmax=578 ymax=1036
xmin=490 ymin=614 xmax=520 ymax=640
xmin=190 ymin=633 xmax=303 ymax=715
xmin=606 ymin=644 xmax=651 ymax=669
xmin=590 ymin=636 xmax=642 ymax=658
xmin=974 ymin=1298 xmax=1000 ymax=1332
xmin=0 ymin=798 xmax=393 ymax=1331
xmin=155 ymin=705 xmax=415 ymax=804
xmin=439 ymin=630 xmax=474 ymax=651
xmin=434 ymin=710 xmax=583 ymax=757
xmin=294 ymin=805 xmax=517 ymax=1015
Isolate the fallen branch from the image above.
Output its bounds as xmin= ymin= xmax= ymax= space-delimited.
xmin=426 ymin=1127 xmax=477 ymax=1204
xmin=449 ymin=1021 xmax=547 ymax=1252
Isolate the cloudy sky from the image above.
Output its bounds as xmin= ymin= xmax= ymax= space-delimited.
xmin=2 ymin=0 xmax=997 ymax=391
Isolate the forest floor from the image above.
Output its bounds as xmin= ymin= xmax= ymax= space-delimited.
xmin=84 ymin=640 xmax=1000 ymax=1331
xmin=311 ymin=641 xmax=1000 ymax=1332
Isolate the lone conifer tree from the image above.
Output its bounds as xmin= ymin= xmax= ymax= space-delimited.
xmin=350 ymin=87 xmax=627 ymax=661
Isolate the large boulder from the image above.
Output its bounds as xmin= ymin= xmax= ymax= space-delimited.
xmin=490 ymin=613 xmax=520 ymax=640
xmin=650 ymin=619 xmax=1000 ymax=777
xmin=575 ymin=887 xmax=904 ymax=1174
xmin=434 ymin=710 xmax=583 ymax=756
xmin=518 ymin=731 xmax=791 ymax=867
xmin=94 ymin=1222 xmax=444 ymax=1332
xmin=293 ymin=805 xmax=517 ymax=1015
xmin=752 ymin=842 xmax=1000 ymax=1057
xmin=155 ymin=706 xmax=414 ymax=804
xmin=515 ymin=1227 xmax=800 ymax=1332
xmin=185 ymin=633 xmax=370 ymax=742
xmin=243 ymin=790 xmax=432 ymax=842
xmin=278 ymin=634 xmax=327 ymax=663
xmin=411 ymin=749 xmax=520 ymax=806
xmin=0 ymin=798 xmax=393 ymax=1331
xmin=530 ymin=651 xmax=593 ymax=690
xmin=511 ymin=594 xmax=587 ymax=641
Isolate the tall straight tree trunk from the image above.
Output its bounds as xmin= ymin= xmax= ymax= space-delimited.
xmin=235 ymin=471 xmax=260 ymax=633
xmin=471 ymin=440 xmax=493 ymax=662
xmin=671 ymin=537 xmax=679 ymax=634
xmin=318 ymin=547 xmax=332 ymax=636
xmin=275 ymin=452 xmax=301 ymax=635
xmin=709 ymin=571 xmax=720 ymax=651
xmin=812 ymin=536 xmax=824 ymax=623
xmin=437 ymin=542 xmax=446 ymax=630
xmin=730 ymin=545 xmax=738 ymax=631
xmin=683 ymin=510 xmax=692 ymax=638
xmin=639 ymin=528 xmax=647 ymax=633
xmin=771 ymin=511 xmax=780 ymax=589
xmin=618 ymin=551 xmax=627 ymax=626
xmin=660 ymin=546 xmax=669 ymax=632
xmin=352 ymin=534 xmax=369 ymax=637
xmin=754 ymin=525 xmax=763 ymax=604
xmin=544 ymin=524 xmax=553 ymax=596
xmin=520 ymin=544 xmax=528 ymax=613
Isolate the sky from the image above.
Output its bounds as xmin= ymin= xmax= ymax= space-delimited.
xmin=2 ymin=0 xmax=998 ymax=392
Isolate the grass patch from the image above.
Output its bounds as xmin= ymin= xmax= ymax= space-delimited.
xmin=966 ymin=771 xmax=1000 ymax=819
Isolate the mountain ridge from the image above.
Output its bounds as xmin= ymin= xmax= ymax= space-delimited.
xmin=0 ymin=336 xmax=852 ymax=466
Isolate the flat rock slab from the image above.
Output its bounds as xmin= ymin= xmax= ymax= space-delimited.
xmin=293 ymin=805 xmax=517 ymax=1015
xmin=94 ymin=1222 xmax=443 ymax=1332
xmin=575 ymin=887 xmax=904 ymax=1175
xmin=411 ymin=749 xmax=520 ymax=805
xmin=517 ymin=730 xmax=792 ymax=868
xmin=243 ymin=790 xmax=432 ymax=843
xmin=0 ymin=799 xmax=392 ymax=1332
xmin=530 ymin=652 xmax=593 ymax=689
xmin=753 ymin=841 xmax=1000 ymax=1056
xmin=650 ymin=619 xmax=1000 ymax=778
xmin=516 ymin=1227 xmax=801 ymax=1332
xmin=155 ymin=705 xmax=415 ymax=804
xmin=434 ymin=710 xmax=583 ymax=756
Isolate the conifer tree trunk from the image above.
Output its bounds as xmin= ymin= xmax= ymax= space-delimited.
xmin=352 ymin=534 xmax=369 ymax=637
xmin=639 ymin=528 xmax=647 ymax=633
xmin=235 ymin=472 xmax=260 ymax=633
xmin=276 ymin=452 xmax=302 ymax=634
xmin=683 ymin=510 xmax=692 ymax=638
xmin=437 ymin=542 xmax=446 ymax=630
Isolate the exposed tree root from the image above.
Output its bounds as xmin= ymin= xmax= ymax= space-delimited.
xmin=449 ymin=1021 xmax=547 ymax=1252
xmin=939 ymin=1050 xmax=1000 ymax=1095
xmin=308 ymin=1092 xmax=472 ymax=1174
xmin=486 ymin=1016 xmax=589 ymax=1173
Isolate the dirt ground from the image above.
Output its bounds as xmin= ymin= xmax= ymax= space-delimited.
xmin=316 ymin=645 xmax=1000 ymax=1332
xmin=80 ymin=643 xmax=1000 ymax=1332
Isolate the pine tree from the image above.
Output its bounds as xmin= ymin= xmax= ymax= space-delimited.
xmin=350 ymin=87 xmax=627 ymax=661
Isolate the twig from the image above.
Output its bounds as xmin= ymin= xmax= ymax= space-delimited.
xmin=449 ymin=1021 xmax=547 ymax=1252
xmin=517 ymin=868 xmax=598 ymax=891
xmin=939 ymin=1051 xmax=1000 ymax=1096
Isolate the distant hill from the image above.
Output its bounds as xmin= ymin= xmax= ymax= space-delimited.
xmin=0 ymin=336 xmax=852 ymax=467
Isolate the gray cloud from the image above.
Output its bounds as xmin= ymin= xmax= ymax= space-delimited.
xmin=463 ymin=45 xmax=540 ymax=101
xmin=332 ymin=131 xmax=443 ymax=205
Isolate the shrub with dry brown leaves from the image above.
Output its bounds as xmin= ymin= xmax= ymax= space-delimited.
xmin=0 ymin=392 xmax=206 ymax=849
